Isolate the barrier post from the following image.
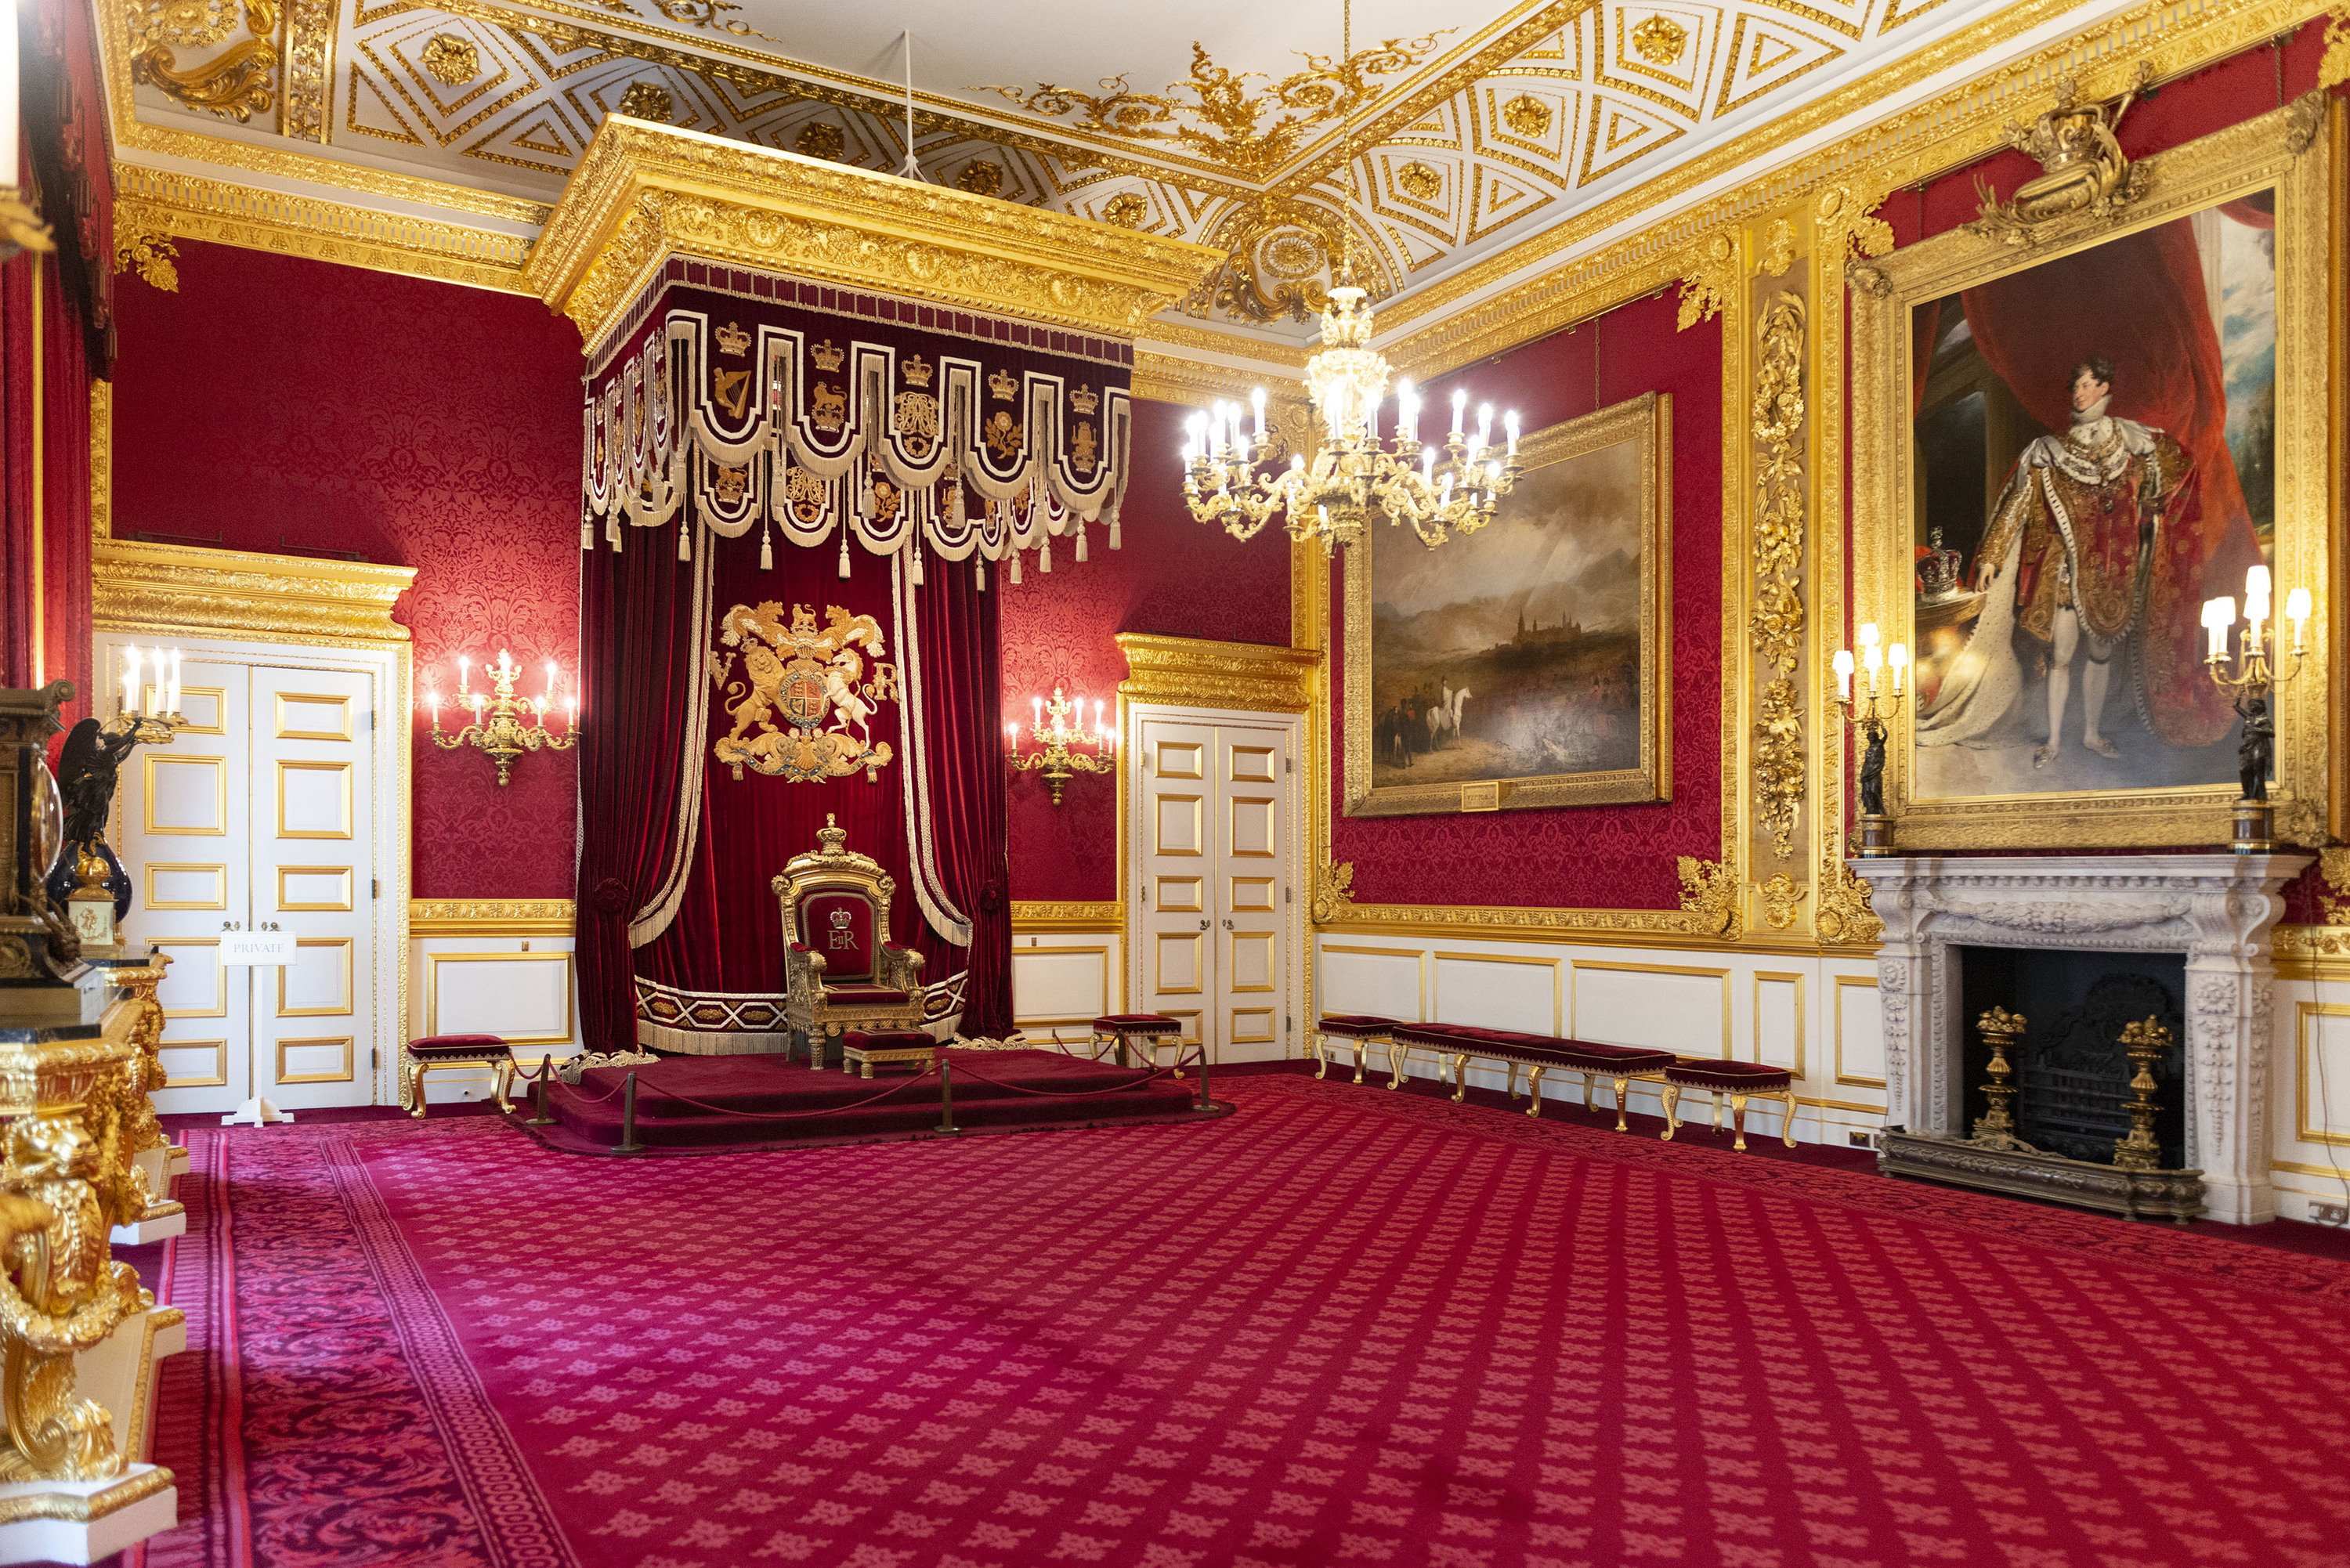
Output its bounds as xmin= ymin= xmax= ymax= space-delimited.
xmin=614 ymin=1071 xmax=649 ymax=1156
xmin=1198 ymin=1046 xmax=1222 ymax=1113
xmin=935 ymin=1057 xmax=962 ymax=1136
xmin=525 ymin=1071 xmax=556 ymax=1127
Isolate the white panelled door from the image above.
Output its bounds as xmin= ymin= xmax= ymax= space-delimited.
xmin=253 ymin=668 xmax=374 ymax=1109
xmin=1133 ymin=708 xmax=1301 ymax=1064
xmin=110 ymin=635 xmax=397 ymax=1115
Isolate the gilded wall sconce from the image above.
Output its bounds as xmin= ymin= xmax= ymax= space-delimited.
xmin=1007 ymin=685 xmax=1114 ymax=805
xmin=427 ymin=649 xmax=580 ymax=786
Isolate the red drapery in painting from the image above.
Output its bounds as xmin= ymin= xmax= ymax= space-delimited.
xmin=1957 ymin=215 xmax=2264 ymax=749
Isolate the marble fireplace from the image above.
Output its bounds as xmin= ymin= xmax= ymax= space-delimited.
xmin=1851 ymin=854 xmax=2311 ymax=1224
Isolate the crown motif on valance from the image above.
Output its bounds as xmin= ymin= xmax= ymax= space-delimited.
xmin=714 ymin=321 xmax=750 ymax=356
xmin=989 ymin=369 xmax=1018 ymax=400
xmin=903 ymin=355 xmax=935 ymax=388
xmin=1068 ymin=385 xmax=1098 ymax=415
xmin=812 ymin=339 xmax=846 ymax=372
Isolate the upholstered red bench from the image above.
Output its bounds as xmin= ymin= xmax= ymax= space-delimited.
xmin=1313 ymin=1014 xmax=1401 ymax=1084
xmin=401 ymin=1033 xmax=516 ymax=1118
xmin=843 ymin=1028 xmax=938 ymax=1078
xmin=1390 ymin=1024 xmax=1676 ymax=1127
xmin=1660 ymin=1060 xmax=1799 ymax=1151
xmin=1091 ymin=1013 xmax=1188 ymax=1075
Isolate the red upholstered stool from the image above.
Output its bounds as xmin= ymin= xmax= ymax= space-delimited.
xmin=1313 ymin=1014 xmax=1398 ymax=1084
xmin=843 ymin=1029 xmax=939 ymax=1079
xmin=1092 ymin=1013 xmax=1188 ymax=1075
xmin=1660 ymin=1060 xmax=1799 ymax=1151
xmin=402 ymin=1034 xmax=515 ymax=1118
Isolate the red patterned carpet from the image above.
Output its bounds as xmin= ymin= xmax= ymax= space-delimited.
xmin=131 ymin=1075 xmax=2350 ymax=1568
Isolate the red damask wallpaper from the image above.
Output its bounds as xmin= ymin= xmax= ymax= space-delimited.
xmin=110 ymin=242 xmax=584 ymax=899
xmin=1331 ymin=296 xmax=1726 ymax=910
xmin=1000 ymin=396 xmax=1292 ymax=902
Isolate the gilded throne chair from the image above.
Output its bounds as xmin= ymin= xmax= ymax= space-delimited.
xmin=776 ymin=815 xmax=928 ymax=1068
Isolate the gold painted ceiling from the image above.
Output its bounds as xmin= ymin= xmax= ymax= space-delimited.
xmin=105 ymin=0 xmax=2073 ymax=347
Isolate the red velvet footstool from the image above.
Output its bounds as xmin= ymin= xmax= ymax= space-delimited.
xmin=1660 ymin=1060 xmax=1799 ymax=1151
xmin=843 ymin=1029 xmax=938 ymax=1078
xmin=1091 ymin=1013 xmax=1188 ymax=1075
xmin=402 ymin=1033 xmax=514 ymax=1118
xmin=1313 ymin=1014 xmax=1399 ymax=1084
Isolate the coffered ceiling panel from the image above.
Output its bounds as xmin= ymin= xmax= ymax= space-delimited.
xmin=106 ymin=0 xmax=2023 ymax=341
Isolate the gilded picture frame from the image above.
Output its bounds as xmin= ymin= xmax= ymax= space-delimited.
xmin=1343 ymin=391 xmax=1672 ymax=817
xmin=1850 ymin=98 xmax=2332 ymax=850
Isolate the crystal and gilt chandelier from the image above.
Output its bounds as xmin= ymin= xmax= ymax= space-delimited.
xmin=1177 ymin=5 xmax=1523 ymax=553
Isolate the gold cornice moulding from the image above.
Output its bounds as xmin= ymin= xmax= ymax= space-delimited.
xmin=115 ymin=165 xmax=533 ymax=295
xmin=1115 ymin=633 xmax=1319 ymax=714
xmin=1009 ymin=901 xmax=1125 ymax=932
xmin=92 ymin=537 xmax=416 ymax=645
xmin=408 ymin=899 xmax=578 ymax=938
xmin=526 ymin=118 xmax=1227 ymax=349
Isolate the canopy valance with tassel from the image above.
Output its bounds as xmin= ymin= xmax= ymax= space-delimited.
xmin=581 ymin=276 xmax=1134 ymax=590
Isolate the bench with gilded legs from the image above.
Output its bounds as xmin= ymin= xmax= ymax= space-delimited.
xmin=1311 ymin=1014 xmax=1400 ymax=1083
xmin=1389 ymin=1023 xmax=1678 ymax=1128
xmin=1659 ymin=1060 xmax=1799 ymax=1151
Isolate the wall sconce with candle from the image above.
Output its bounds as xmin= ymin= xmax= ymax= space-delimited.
xmin=425 ymin=649 xmax=579 ymax=786
xmin=1007 ymin=685 xmax=1115 ymax=805
xmin=2202 ymin=563 xmax=2308 ymax=853
xmin=1831 ymin=622 xmax=1907 ymax=857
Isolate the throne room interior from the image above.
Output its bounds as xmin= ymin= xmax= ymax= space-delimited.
xmin=2 ymin=0 xmax=2348 ymax=1563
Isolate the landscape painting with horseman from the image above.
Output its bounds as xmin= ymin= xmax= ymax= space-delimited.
xmin=1344 ymin=392 xmax=1670 ymax=816
xmin=1907 ymin=193 xmax=2276 ymax=801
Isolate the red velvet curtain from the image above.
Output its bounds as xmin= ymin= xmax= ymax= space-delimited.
xmin=911 ymin=561 xmax=1010 ymax=1036
xmin=1958 ymin=215 xmax=2264 ymax=746
xmin=575 ymin=521 xmax=700 ymax=1050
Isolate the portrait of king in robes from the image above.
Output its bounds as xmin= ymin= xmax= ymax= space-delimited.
xmin=1907 ymin=201 xmax=2272 ymax=799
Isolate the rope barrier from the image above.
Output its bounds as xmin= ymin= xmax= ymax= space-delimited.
xmin=942 ymin=1050 xmax=1195 ymax=1100
xmin=632 ymin=1062 xmax=945 ymax=1121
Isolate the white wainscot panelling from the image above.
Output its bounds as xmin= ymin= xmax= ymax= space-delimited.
xmin=410 ymin=938 xmax=580 ymax=1105
xmin=1835 ymin=975 xmax=1887 ymax=1088
xmin=1011 ymin=934 xmax=1122 ymax=1048
xmin=1574 ymin=963 xmax=1728 ymax=1057
xmin=1434 ymin=952 xmax=1559 ymax=1035
xmin=1755 ymin=974 xmax=1802 ymax=1071
xmin=1319 ymin=945 xmax=1423 ymax=1022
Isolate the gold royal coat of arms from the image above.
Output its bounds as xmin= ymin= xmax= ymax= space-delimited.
xmin=713 ymin=602 xmax=898 ymax=782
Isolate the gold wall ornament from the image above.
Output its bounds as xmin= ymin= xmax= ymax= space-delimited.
xmin=1631 ymin=14 xmax=1690 ymax=66
xmin=420 ymin=33 xmax=480 ymax=86
xmin=1396 ymin=161 xmax=1442 ymax=201
xmin=1814 ymin=862 xmax=1882 ymax=945
xmin=526 ymin=119 xmax=1224 ymax=349
xmin=956 ymin=161 xmax=1005 ymax=197
xmin=1311 ymin=858 xmax=1355 ymax=925
xmin=1756 ymin=873 xmax=1806 ymax=930
xmin=712 ymin=602 xmax=898 ymax=783
xmin=1676 ymin=233 xmax=1737 ymax=330
xmin=1751 ymin=291 xmax=1806 ymax=861
xmin=1756 ymin=218 xmax=1795 ymax=277
xmin=2317 ymin=846 xmax=2350 ymax=924
xmin=114 ymin=225 xmax=179 ymax=292
xmin=2323 ymin=5 xmax=2350 ymax=91
xmin=983 ymin=33 xmax=1450 ymax=181
xmin=1965 ymin=63 xmax=2153 ymax=247
xmin=129 ymin=0 xmax=277 ymax=121
xmin=2282 ymin=88 xmax=2326 ymax=156
xmin=90 ymin=537 xmax=414 ymax=647
xmin=1008 ymin=687 xmax=1114 ymax=806
xmin=1009 ymin=901 xmax=1123 ymax=931
xmin=1101 ymin=193 xmax=1148 ymax=228
xmin=1676 ymin=857 xmax=1742 ymax=939
xmin=407 ymin=898 xmax=576 ymax=937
